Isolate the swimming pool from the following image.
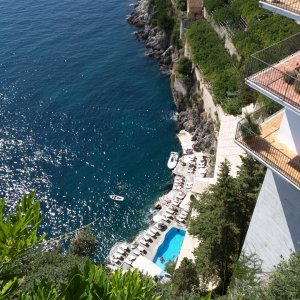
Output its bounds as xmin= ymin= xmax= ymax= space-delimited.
xmin=153 ymin=227 xmax=186 ymax=270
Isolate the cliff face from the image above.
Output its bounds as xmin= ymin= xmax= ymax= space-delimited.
xmin=128 ymin=0 xmax=216 ymax=156
xmin=171 ymin=72 xmax=215 ymax=154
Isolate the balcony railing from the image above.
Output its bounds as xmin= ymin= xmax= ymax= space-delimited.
xmin=246 ymin=33 xmax=300 ymax=111
xmin=235 ymin=111 xmax=300 ymax=189
xmin=260 ymin=0 xmax=300 ymax=16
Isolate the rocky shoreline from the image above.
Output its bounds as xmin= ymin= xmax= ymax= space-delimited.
xmin=127 ymin=0 xmax=175 ymax=71
xmin=127 ymin=0 xmax=215 ymax=157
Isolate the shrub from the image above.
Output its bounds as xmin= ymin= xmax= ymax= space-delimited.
xmin=176 ymin=0 xmax=187 ymax=11
xmin=241 ymin=113 xmax=260 ymax=137
xmin=295 ymin=77 xmax=300 ymax=94
xmin=224 ymin=97 xmax=242 ymax=115
xmin=284 ymin=70 xmax=297 ymax=85
xmin=213 ymin=7 xmax=239 ymax=26
xmin=176 ymin=57 xmax=192 ymax=75
xmin=203 ymin=0 xmax=223 ymax=14
xmin=171 ymin=22 xmax=182 ymax=49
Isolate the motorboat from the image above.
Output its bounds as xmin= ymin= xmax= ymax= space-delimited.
xmin=167 ymin=152 xmax=179 ymax=169
xmin=109 ymin=194 xmax=124 ymax=202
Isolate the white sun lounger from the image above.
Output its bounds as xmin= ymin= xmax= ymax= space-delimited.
xmin=140 ymin=239 xmax=148 ymax=246
xmin=117 ymin=248 xmax=125 ymax=255
xmin=150 ymin=227 xmax=159 ymax=234
xmin=124 ymin=258 xmax=132 ymax=266
xmin=111 ymin=257 xmax=120 ymax=264
xmin=177 ymin=217 xmax=185 ymax=222
xmin=147 ymin=229 xmax=156 ymax=237
xmin=162 ymin=215 xmax=169 ymax=222
xmin=128 ymin=254 xmax=137 ymax=261
xmin=137 ymin=245 xmax=145 ymax=253
xmin=120 ymin=244 xmax=129 ymax=251
xmin=113 ymin=253 xmax=123 ymax=259
xmin=133 ymin=249 xmax=140 ymax=256
xmin=164 ymin=212 xmax=173 ymax=218
xmin=143 ymin=234 xmax=151 ymax=241
xmin=154 ymin=223 xmax=162 ymax=230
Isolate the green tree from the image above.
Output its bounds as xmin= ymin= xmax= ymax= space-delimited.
xmin=70 ymin=227 xmax=98 ymax=257
xmin=172 ymin=258 xmax=199 ymax=296
xmin=189 ymin=158 xmax=265 ymax=294
xmin=266 ymin=252 xmax=300 ymax=299
xmin=176 ymin=57 xmax=192 ymax=76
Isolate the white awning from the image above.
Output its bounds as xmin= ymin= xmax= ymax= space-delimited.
xmin=132 ymin=256 xmax=163 ymax=277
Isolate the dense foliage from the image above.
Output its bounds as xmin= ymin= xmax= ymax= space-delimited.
xmin=175 ymin=57 xmax=193 ymax=87
xmin=150 ymin=0 xmax=175 ymax=33
xmin=221 ymin=252 xmax=300 ymax=300
xmin=204 ymin=0 xmax=299 ymax=58
xmin=187 ymin=0 xmax=299 ymax=113
xmin=176 ymin=0 xmax=187 ymax=12
xmin=189 ymin=157 xmax=266 ymax=294
xmin=0 ymin=193 xmax=159 ymax=299
xmin=186 ymin=20 xmax=241 ymax=114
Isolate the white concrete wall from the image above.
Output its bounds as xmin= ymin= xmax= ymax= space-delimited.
xmin=243 ymin=169 xmax=300 ymax=273
xmin=277 ymin=108 xmax=300 ymax=156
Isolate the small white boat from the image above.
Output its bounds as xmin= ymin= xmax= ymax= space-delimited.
xmin=167 ymin=152 xmax=179 ymax=169
xmin=109 ymin=194 xmax=124 ymax=202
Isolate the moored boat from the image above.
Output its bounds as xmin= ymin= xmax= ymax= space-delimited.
xmin=109 ymin=194 xmax=124 ymax=202
xmin=167 ymin=152 xmax=179 ymax=169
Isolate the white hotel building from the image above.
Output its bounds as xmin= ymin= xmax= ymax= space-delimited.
xmin=234 ymin=1 xmax=300 ymax=273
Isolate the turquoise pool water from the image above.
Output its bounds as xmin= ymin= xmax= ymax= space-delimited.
xmin=153 ymin=227 xmax=186 ymax=270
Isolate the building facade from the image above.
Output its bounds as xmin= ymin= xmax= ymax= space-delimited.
xmin=235 ymin=6 xmax=300 ymax=272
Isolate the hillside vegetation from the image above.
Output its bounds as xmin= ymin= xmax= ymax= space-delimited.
xmin=186 ymin=0 xmax=299 ymax=114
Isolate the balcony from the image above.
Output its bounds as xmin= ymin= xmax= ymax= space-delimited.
xmin=246 ymin=33 xmax=300 ymax=114
xmin=259 ymin=0 xmax=300 ymax=22
xmin=235 ymin=110 xmax=300 ymax=190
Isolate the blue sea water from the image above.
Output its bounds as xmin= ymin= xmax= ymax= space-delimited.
xmin=153 ymin=227 xmax=186 ymax=270
xmin=0 ymin=0 xmax=180 ymax=260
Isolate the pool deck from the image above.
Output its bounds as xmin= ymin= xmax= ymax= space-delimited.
xmin=108 ymin=130 xmax=209 ymax=274
xmin=108 ymin=120 xmax=246 ymax=275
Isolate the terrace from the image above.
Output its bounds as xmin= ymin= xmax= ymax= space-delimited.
xmin=259 ymin=0 xmax=300 ymax=22
xmin=246 ymin=33 xmax=300 ymax=114
xmin=235 ymin=110 xmax=300 ymax=190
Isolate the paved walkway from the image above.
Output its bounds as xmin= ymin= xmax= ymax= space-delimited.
xmin=214 ymin=114 xmax=245 ymax=178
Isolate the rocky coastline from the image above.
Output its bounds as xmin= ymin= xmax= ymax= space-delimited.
xmin=127 ymin=0 xmax=175 ymax=71
xmin=127 ymin=0 xmax=215 ymax=157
